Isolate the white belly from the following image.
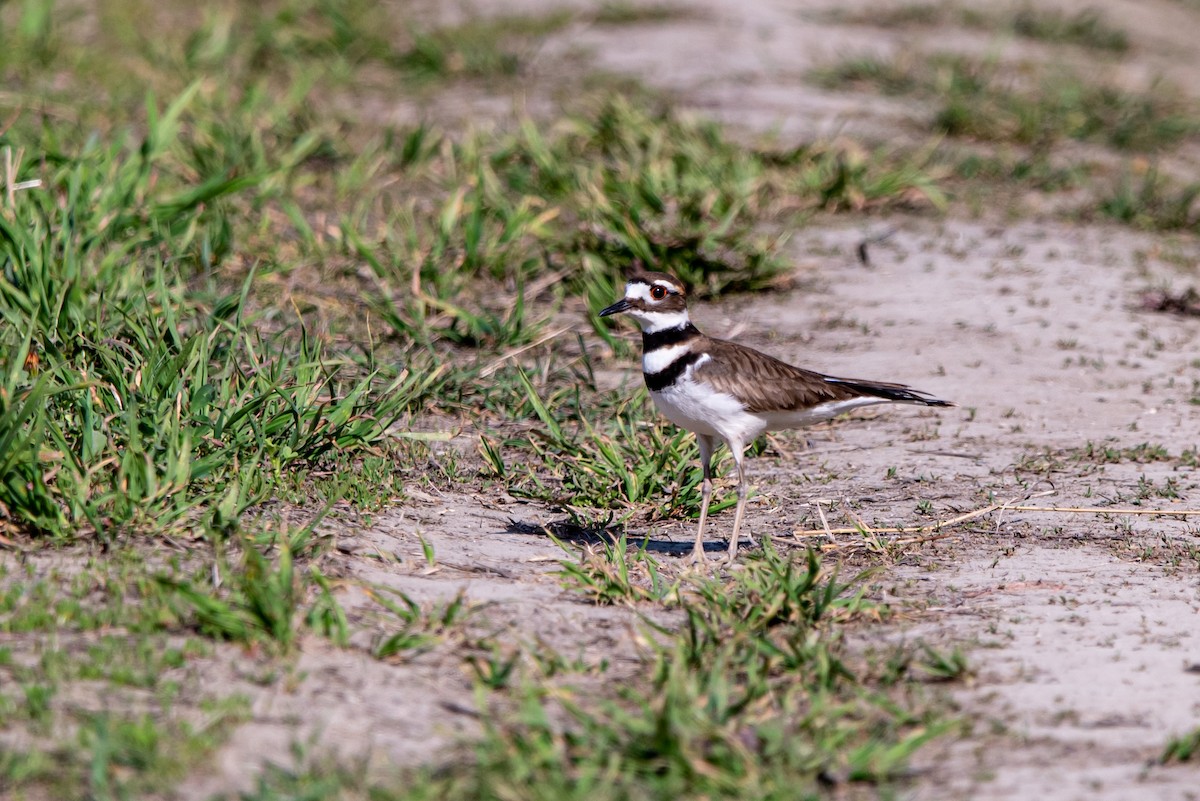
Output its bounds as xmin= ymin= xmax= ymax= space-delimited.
xmin=651 ymin=373 xmax=893 ymax=448
xmin=760 ymin=397 xmax=889 ymax=429
xmin=650 ymin=373 xmax=765 ymax=446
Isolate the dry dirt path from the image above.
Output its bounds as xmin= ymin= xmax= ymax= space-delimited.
xmin=717 ymin=216 xmax=1200 ymax=799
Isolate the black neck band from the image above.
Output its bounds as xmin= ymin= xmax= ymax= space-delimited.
xmin=642 ymin=323 xmax=699 ymax=352
xmin=644 ymin=352 xmax=702 ymax=392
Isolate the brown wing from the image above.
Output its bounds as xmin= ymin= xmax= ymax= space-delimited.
xmin=694 ymin=338 xmax=953 ymax=413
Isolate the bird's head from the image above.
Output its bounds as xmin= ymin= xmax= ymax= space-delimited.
xmin=599 ymin=271 xmax=690 ymax=333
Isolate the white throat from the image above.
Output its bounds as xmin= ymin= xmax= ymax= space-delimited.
xmin=629 ymin=308 xmax=690 ymax=334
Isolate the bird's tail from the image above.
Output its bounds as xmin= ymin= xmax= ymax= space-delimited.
xmin=825 ymin=376 xmax=955 ymax=407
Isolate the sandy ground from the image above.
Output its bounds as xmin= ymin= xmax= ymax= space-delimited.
xmin=184 ymin=0 xmax=1200 ymax=798
xmin=904 ymin=548 xmax=1200 ymax=800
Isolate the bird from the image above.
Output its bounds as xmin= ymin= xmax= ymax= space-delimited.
xmin=598 ymin=269 xmax=954 ymax=563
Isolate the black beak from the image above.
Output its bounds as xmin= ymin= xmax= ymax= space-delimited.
xmin=598 ymin=298 xmax=631 ymax=317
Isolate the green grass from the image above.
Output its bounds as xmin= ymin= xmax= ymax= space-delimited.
xmin=0 ymin=533 xmax=958 ymax=799
xmin=0 ymin=553 xmax=252 ymax=798
xmin=828 ymin=3 xmax=1129 ymax=53
xmin=826 ymin=2 xmax=958 ymax=28
xmin=0 ymin=1 xmax=973 ymax=796
xmin=950 ymin=151 xmax=1091 ymax=193
xmin=492 ymin=370 xmax=731 ymax=516
xmin=392 ymin=12 xmax=574 ymax=82
xmin=1161 ymin=726 xmax=1200 ymax=763
xmin=354 ymin=97 xmax=781 ymax=335
xmin=1096 ymin=168 xmax=1200 ymax=232
xmin=1010 ymin=6 xmax=1130 ymax=53
xmin=807 ymin=16 xmax=1200 ymax=231
xmin=345 ymin=92 xmax=945 ymax=358
xmin=1072 ymin=441 xmax=1178 ymax=464
xmin=0 ymin=702 xmax=250 ymax=799
xmin=221 ymin=548 xmax=957 ymax=800
xmin=811 ymin=56 xmax=925 ymax=96
xmin=0 ymin=87 xmax=435 ymax=541
xmin=814 ymin=53 xmax=1198 ymax=153
xmin=368 ymin=586 xmax=470 ymax=660
xmin=556 ymin=534 xmax=677 ymax=604
xmin=158 ymin=541 xmax=304 ymax=648
xmin=500 ymin=548 xmax=954 ymax=798
xmin=934 ymin=65 xmax=1196 ymax=152
xmin=813 ymin=50 xmax=1200 ymax=224
xmin=593 ymin=2 xmax=690 ymax=25
xmin=0 ymin=544 xmax=955 ymax=799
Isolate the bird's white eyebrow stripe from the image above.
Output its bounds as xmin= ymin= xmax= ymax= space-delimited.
xmin=626 ymin=280 xmax=679 ymax=301
xmin=626 ymin=283 xmax=652 ymax=302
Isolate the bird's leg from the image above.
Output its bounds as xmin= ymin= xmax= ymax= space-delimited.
xmin=727 ymin=443 xmax=750 ymax=561
xmin=687 ymin=434 xmax=716 ymax=564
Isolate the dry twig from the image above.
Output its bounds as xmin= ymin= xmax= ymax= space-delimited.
xmin=774 ymin=489 xmax=1199 ymax=554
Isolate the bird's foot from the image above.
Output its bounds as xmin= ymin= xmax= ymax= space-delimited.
xmin=723 ymin=531 xmax=759 ymax=562
xmin=683 ymin=545 xmax=708 ymax=566
xmin=724 ymin=539 xmax=740 ymax=564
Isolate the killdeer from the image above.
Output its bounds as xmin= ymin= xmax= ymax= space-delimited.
xmin=599 ymin=270 xmax=954 ymax=562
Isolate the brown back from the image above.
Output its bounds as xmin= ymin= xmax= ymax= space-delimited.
xmin=694 ymin=337 xmax=951 ymax=412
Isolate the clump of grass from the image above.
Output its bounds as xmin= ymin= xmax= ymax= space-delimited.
xmin=816 ymin=53 xmax=1198 ymax=153
xmin=0 ymin=90 xmax=437 ymax=540
xmin=491 ymin=370 xmax=734 ymax=517
xmin=951 ymin=151 xmax=1090 ymax=192
xmin=0 ymin=554 xmax=252 ymax=798
xmin=1161 ymin=726 xmax=1200 ymax=764
xmin=914 ymin=643 xmax=971 ymax=682
xmin=593 ymin=2 xmax=690 ymax=25
xmin=352 ymin=93 xmax=794 ymax=342
xmin=179 ymin=0 xmax=401 ymax=81
xmin=1096 ymin=168 xmax=1200 ymax=232
xmin=935 ymin=66 xmax=1197 ymax=152
xmin=827 ymin=4 xmax=1129 ymax=53
xmin=784 ymin=140 xmax=948 ymax=212
xmin=1072 ymin=441 xmax=1178 ymax=464
xmin=416 ymin=548 xmax=952 ymax=798
xmin=369 ymin=587 xmax=470 ymax=660
xmin=349 ymin=92 xmax=947 ymax=357
xmin=810 ymin=55 xmax=924 ymax=95
xmin=556 ymin=534 xmax=676 ymax=605
xmin=1 ymin=704 xmax=249 ymax=800
xmin=157 ymin=541 xmax=308 ymax=650
xmin=1011 ymin=6 xmax=1129 ymax=53
xmin=393 ymin=12 xmax=573 ymax=82
xmin=820 ymin=2 xmax=983 ymax=29
xmin=548 ymin=95 xmax=787 ymax=298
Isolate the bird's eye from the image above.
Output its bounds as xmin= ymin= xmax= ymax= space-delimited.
xmin=650 ymin=285 xmax=667 ymax=300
